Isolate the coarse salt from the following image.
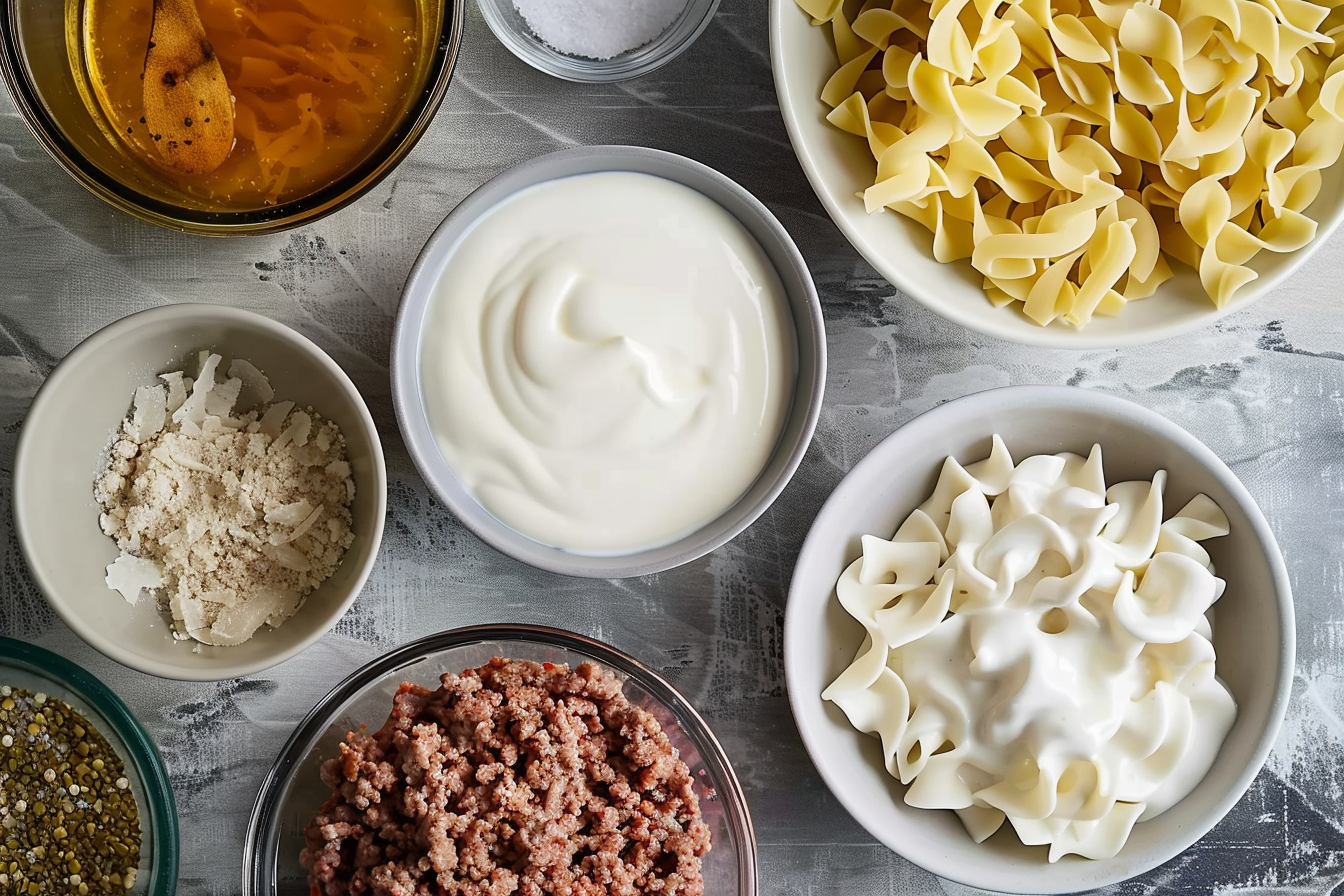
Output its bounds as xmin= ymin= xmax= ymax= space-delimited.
xmin=512 ymin=0 xmax=688 ymax=60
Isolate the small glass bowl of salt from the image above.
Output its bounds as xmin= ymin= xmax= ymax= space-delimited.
xmin=478 ymin=0 xmax=719 ymax=81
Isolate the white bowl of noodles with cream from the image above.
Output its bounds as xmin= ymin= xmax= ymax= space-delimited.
xmin=783 ymin=386 xmax=1293 ymax=892
xmin=770 ymin=0 xmax=1344 ymax=347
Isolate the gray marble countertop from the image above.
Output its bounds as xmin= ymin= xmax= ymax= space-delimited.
xmin=2 ymin=1 xmax=1343 ymax=894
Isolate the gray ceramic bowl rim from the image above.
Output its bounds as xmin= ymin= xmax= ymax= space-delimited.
xmin=13 ymin=303 xmax=389 ymax=680
xmin=476 ymin=0 xmax=721 ymax=82
xmin=391 ymin=145 xmax=826 ymax=578
xmin=241 ymin=623 xmax=759 ymax=896
xmin=783 ymin=384 xmax=1296 ymax=892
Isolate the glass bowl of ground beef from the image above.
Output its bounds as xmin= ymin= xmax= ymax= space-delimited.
xmin=242 ymin=624 xmax=757 ymax=896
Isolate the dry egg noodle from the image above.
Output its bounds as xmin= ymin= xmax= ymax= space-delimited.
xmin=78 ymin=0 xmax=435 ymax=209
xmin=795 ymin=0 xmax=1344 ymax=327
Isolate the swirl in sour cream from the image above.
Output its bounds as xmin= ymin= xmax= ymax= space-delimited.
xmin=823 ymin=436 xmax=1237 ymax=862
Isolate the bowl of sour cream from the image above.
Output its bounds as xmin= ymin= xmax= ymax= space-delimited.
xmin=392 ymin=145 xmax=825 ymax=577
xmin=784 ymin=386 xmax=1294 ymax=892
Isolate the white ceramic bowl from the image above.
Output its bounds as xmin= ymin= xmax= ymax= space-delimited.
xmin=784 ymin=386 xmax=1294 ymax=892
xmin=13 ymin=304 xmax=387 ymax=681
xmin=770 ymin=0 xmax=1344 ymax=349
xmin=391 ymin=145 xmax=826 ymax=578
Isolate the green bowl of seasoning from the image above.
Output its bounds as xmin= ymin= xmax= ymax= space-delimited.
xmin=0 ymin=638 xmax=177 ymax=895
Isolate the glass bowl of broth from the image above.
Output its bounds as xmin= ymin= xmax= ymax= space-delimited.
xmin=0 ymin=0 xmax=463 ymax=234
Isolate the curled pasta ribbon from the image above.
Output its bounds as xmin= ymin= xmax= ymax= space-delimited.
xmin=824 ymin=439 xmax=1237 ymax=860
xmin=800 ymin=0 xmax=1344 ymax=327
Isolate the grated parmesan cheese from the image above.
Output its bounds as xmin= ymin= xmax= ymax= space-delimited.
xmin=95 ymin=353 xmax=356 ymax=647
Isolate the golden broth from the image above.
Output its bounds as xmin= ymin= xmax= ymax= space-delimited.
xmin=76 ymin=0 xmax=436 ymax=211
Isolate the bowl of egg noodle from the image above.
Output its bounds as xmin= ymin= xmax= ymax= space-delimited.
xmin=784 ymin=386 xmax=1294 ymax=892
xmin=770 ymin=0 xmax=1344 ymax=347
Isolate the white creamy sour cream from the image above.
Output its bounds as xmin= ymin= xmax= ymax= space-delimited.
xmin=420 ymin=171 xmax=797 ymax=555
xmin=824 ymin=436 xmax=1238 ymax=862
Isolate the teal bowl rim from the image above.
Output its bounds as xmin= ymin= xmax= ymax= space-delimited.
xmin=0 ymin=637 xmax=179 ymax=895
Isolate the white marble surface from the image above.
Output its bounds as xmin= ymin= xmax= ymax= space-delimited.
xmin=2 ymin=1 xmax=1343 ymax=894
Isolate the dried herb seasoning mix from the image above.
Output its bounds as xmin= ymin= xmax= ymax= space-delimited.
xmin=0 ymin=686 xmax=141 ymax=895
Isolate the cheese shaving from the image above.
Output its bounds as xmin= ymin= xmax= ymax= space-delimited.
xmin=95 ymin=353 xmax=356 ymax=647
xmin=104 ymin=554 xmax=164 ymax=606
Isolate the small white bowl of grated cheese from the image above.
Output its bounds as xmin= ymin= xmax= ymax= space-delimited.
xmin=13 ymin=304 xmax=387 ymax=681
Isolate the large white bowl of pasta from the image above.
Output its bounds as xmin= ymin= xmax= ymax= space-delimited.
xmin=784 ymin=386 xmax=1294 ymax=892
xmin=771 ymin=0 xmax=1344 ymax=347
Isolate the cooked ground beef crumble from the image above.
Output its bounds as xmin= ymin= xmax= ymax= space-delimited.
xmin=301 ymin=658 xmax=712 ymax=896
